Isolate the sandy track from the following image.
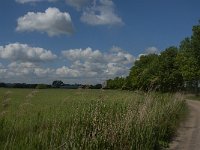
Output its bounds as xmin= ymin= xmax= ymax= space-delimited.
xmin=168 ymin=100 xmax=200 ymax=150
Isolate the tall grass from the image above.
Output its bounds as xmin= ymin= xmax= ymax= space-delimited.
xmin=0 ymin=89 xmax=186 ymax=150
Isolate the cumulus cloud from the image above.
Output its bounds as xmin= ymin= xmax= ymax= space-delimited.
xmin=1 ymin=61 xmax=54 ymax=80
xmin=0 ymin=43 xmax=57 ymax=62
xmin=7 ymin=62 xmax=37 ymax=76
xmin=62 ymin=47 xmax=103 ymax=62
xmin=34 ymin=68 xmax=54 ymax=77
xmin=56 ymin=66 xmax=80 ymax=78
xmin=81 ymin=0 xmax=123 ymax=26
xmin=105 ymin=63 xmax=128 ymax=76
xmin=16 ymin=7 xmax=74 ymax=36
xmin=61 ymin=47 xmax=134 ymax=80
xmin=62 ymin=47 xmax=134 ymax=64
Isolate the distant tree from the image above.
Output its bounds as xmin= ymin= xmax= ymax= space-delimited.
xmin=0 ymin=82 xmax=6 ymax=87
xmin=93 ymin=84 xmax=102 ymax=89
xmin=36 ymin=84 xmax=49 ymax=89
xmin=52 ymin=80 xmax=64 ymax=88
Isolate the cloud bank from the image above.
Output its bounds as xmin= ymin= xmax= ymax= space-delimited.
xmin=0 ymin=43 xmax=135 ymax=84
xmin=0 ymin=43 xmax=57 ymax=62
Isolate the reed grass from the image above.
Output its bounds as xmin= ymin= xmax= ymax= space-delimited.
xmin=0 ymin=89 xmax=186 ymax=150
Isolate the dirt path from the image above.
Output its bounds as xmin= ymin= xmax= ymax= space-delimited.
xmin=168 ymin=100 xmax=200 ymax=150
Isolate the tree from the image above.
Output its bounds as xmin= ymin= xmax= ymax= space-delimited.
xmin=158 ymin=47 xmax=183 ymax=92
xmin=177 ymin=22 xmax=200 ymax=94
xmin=177 ymin=38 xmax=198 ymax=81
xmin=106 ymin=77 xmax=125 ymax=89
xmin=0 ymin=82 xmax=6 ymax=87
xmin=104 ymin=21 xmax=200 ymax=93
xmin=128 ymin=54 xmax=160 ymax=91
xmin=52 ymin=80 xmax=64 ymax=88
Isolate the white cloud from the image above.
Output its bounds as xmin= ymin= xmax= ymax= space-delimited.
xmin=105 ymin=63 xmax=128 ymax=76
xmin=61 ymin=47 xmax=134 ymax=79
xmin=34 ymin=68 xmax=54 ymax=77
xmin=1 ymin=62 xmax=54 ymax=79
xmin=62 ymin=47 xmax=134 ymax=64
xmin=62 ymin=47 xmax=103 ymax=62
xmin=0 ymin=43 xmax=57 ymax=62
xmin=81 ymin=0 xmax=123 ymax=26
xmin=71 ymin=61 xmax=104 ymax=77
xmin=16 ymin=0 xmax=123 ymax=26
xmin=56 ymin=66 xmax=80 ymax=77
xmin=8 ymin=62 xmax=37 ymax=76
xmin=16 ymin=7 xmax=74 ymax=36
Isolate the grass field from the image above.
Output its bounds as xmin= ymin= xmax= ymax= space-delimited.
xmin=0 ymin=88 xmax=186 ymax=150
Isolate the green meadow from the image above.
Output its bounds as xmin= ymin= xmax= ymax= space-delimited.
xmin=0 ymin=89 xmax=186 ymax=150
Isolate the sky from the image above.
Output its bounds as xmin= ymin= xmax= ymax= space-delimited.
xmin=0 ymin=0 xmax=200 ymax=84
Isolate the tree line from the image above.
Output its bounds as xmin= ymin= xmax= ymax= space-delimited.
xmin=106 ymin=22 xmax=200 ymax=93
xmin=0 ymin=80 xmax=102 ymax=89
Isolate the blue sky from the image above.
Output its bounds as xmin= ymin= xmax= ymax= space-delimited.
xmin=0 ymin=0 xmax=200 ymax=84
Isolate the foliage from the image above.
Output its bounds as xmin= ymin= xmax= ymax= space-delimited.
xmin=158 ymin=47 xmax=183 ymax=92
xmin=106 ymin=77 xmax=126 ymax=89
xmin=0 ymin=89 xmax=186 ymax=150
xmin=128 ymin=54 xmax=160 ymax=91
xmin=52 ymin=80 xmax=64 ymax=88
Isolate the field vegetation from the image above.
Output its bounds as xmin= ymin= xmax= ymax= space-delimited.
xmin=0 ymin=89 xmax=186 ymax=150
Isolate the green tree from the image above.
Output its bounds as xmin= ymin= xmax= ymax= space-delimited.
xmin=158 ymin=47 xmax=183 ymax=92
xmin=177 ymin=22 xmax=200 ymax=94
xmin=106 ymin=77 xmax=125 ymax=89
xmin=52 ymin=80 xmax=64 ymax=88
xmin=128 ymin=54 xmax=160 ymax=91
